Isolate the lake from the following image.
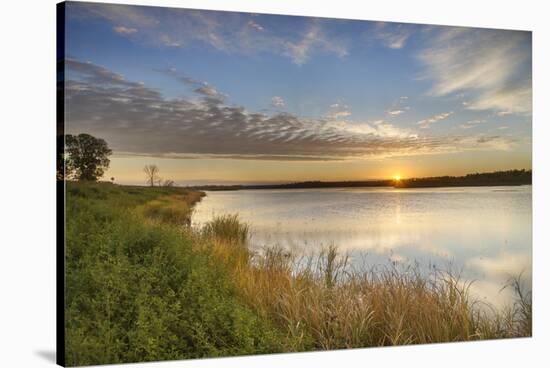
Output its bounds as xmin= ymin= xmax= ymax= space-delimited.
xmin=192 ymin=186 xmax=532 ymax=307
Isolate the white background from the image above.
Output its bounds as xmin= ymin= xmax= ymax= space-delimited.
xmin=0 ymin=0 xmax=548 ymax=367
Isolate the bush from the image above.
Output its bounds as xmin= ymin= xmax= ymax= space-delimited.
xmin=65 ymin=183 xmax=281 ymax=366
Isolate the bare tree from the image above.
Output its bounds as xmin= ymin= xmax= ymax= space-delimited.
xmin=143 ymin=165 xmax=160 ymax=187
xmin=162 ymin=179 xmax=175 ymax=187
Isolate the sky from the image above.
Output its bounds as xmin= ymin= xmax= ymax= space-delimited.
xmin=63 ymin=1 xmax=532 ymax=185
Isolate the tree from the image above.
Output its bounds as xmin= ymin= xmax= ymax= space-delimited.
xmin=57 ymin=134 xmax=67 ymax=180
xmin=144 ymin=165 xmax=160 ymax=187
xmin=65 ymin=134 xmax=112 ymax=181
xmin=162 ymin=179 xmax=175 ymax=187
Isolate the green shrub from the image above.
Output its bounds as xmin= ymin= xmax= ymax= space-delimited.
xmin=65 ymin=182 xmax=282 ymax=366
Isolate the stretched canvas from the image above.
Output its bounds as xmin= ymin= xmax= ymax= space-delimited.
xmin=57 ymin=1 xmax=532 ymax=366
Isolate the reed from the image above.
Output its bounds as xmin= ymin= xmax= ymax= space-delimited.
xmin=199 ymin=216 xmax=532 ymax=350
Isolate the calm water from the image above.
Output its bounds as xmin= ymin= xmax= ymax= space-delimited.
xmin=192 ymin=186 xmax=532 ymax=307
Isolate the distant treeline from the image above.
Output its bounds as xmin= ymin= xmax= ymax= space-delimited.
xmin=395 ymin=169 xmax=532 ymax=188
xmin=189 ymin=169 xmax=531 ymax=191
xmin=191 ymin=179 xmax=392 ymax=191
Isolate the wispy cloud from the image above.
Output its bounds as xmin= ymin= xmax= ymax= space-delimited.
xmin=386 ymin=96 xmax=410 ymax=117
xmin=271 ymin=96 xmax=285 ymax=108
xmin=70 ymin=2 xmax=348 ymax=65
xmin=418 ymin=28 xmax=531 ymax=114
xmin=459 ymin=119 xmax=486 ymax=129
xmin=155 ymin=67 xmax=226 ymax=104
xmin=326 ymin=103 xmax=352 ymax=119
xmin=417 ymin=112 xmax=453 ymax=129
xmin=246 ymin=20 xmax=264 ymax=32
xmin=467 ymin=81 xmax=532 ymax=113
xmin=113 ymin=26 xmax=138 ymax=34
xmin=387 ymin=109 xmax=405 ymax=116
xmin=283 ymin=22 xmax=348 ymax=65
xmin=65 ymin=59 xmax=515 ymax=160
xmin=374 ymin=22 xmax=414 ymax=49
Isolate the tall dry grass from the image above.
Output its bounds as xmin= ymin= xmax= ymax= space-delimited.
xmin=140 ymin=192 xmax=205 ymax=225
xmin=198 ymin=215 xmax=532 ymax=351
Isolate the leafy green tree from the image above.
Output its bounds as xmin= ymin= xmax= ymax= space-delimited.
xmin=65 ymin=134 xmax=112 ymax=181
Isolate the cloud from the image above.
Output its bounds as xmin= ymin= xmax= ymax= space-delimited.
xmin=65 ymin=59 xmax=515 ymax=160
xmin=70 ymin=2 xmax=348 ymax=65
xmin=374 ymin=22 xmax=414 ymax=49
xmin=417 ymin=112 xmax=453 ymax=129
xmin=386 ymin=96 xmax=410 ymax=117
xmin=326 ymin=103 xmax=352 ymax=119
xmin=76 ymin=2 xmax=159 ymax=28
xmin=155 ymin=67 xmax=226 ymax=103
xmin=418 ymin=27 xmax=531 ymax=114
xmin=247 ymin=20 xmax=264 ymax=32
xmin=65 ymin=59 xmax=145 ymax=89
xmin=330 ymin=111 xmax=352 ymax=119
xmin=113 ymin=26 xmax=138 ymax=34
xmin=467 ymin=82 xmax=532 ymax=113
xmin=158 ymin=34 xmax=181 ymax=47
xmin=283 ymin=23 xmax=348 ymax=65
xmin=271 ymin=96 xmax=285 ymax=108
xmin=459 ymin=119 xmax=485 ymax=129
xmin=387 ymin=109 xmax=405 ymax=116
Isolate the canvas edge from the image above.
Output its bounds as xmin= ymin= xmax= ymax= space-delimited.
xmin=56 ymin=1 xmax=66 ymax=366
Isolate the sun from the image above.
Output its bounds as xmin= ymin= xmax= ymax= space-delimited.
xmin=393 ymin=175 xmax=401 ymax=181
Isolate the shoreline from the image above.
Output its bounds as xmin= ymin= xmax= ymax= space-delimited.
xmin=187 ymin=169 xmax=531 ymax=191
xmin=194 ymin=183 xmax=532 ymax=192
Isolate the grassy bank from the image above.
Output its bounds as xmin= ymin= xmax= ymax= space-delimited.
xmin=65 ymin=183 xmax=283 ymax=366
xmin=65 ymin=183 xmax=531 ymax=366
